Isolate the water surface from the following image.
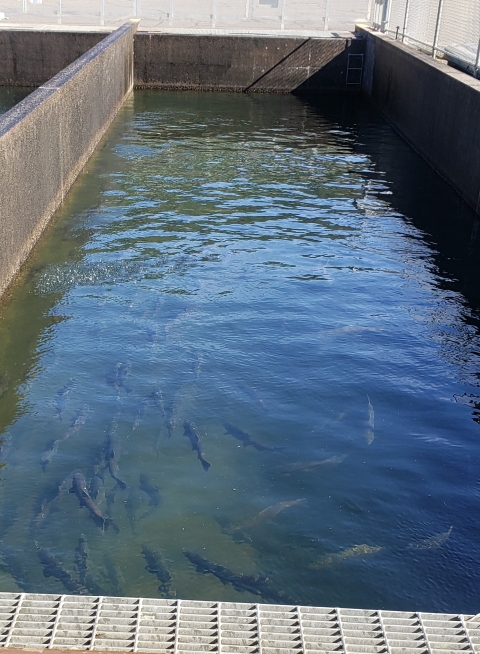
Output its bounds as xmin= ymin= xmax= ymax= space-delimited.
xmin=0 ymin=91 xmax=479 ymax=613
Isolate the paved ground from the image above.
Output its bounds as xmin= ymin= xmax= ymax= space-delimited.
xmin=0 ymin=0 xmax=371 ymax=32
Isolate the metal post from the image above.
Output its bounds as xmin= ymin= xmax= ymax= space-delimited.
xmin=324 ymin=0 xmax=329 ymax=30
xmin=280 ymin=0 xmax=285 ymax=29
xmin=366 ymin=0 xmax=373 ymax=22
xmin=168 ymin=0 xmax=173 ymax=25
xmin=380 ymin=0 xmax=391 ymax=32
xmin=57 ymin=0 xmax=61 ymax=24
xmin=475 ymin=37 xmax=480 ymax=79
xmin=211 ymin=0 xmax=217 ymax=27
xmin=100 ymin=0 xmax=104 ymax=25
xmin=245 ymin=0 xmax=249 ymax=19
xmin=432 ymin=0 xmax=444 ymax=58
xmin=401 ymin=0 xmax=410 ymax=41
xmin=21 ymin=0 xmax=27 ymax=13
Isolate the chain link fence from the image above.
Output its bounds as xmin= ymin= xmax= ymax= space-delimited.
xmin=0 ymin=0 xmax=372 ymax=31
xmin=373 ymin=0 xmax=480 ymax=78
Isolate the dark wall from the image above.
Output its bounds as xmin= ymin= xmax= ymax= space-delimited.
xmin=134 ymin=33 xmax=365 ymax=92
xmin=0 ymin=31 xmax=107 ymax=87
xmin=360 ymin=26 xmax=480 ymax=214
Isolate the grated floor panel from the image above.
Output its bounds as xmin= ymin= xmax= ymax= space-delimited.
xmin=0 ymin=592 xmax=478 ymax=653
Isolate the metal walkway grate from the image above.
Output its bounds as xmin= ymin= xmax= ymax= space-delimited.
xmin=0 ymin=592 xmax=478 ymax=653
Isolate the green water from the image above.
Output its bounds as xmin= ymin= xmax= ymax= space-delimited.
xmin=0 ymin=91 xmax=479 ymax=613
xmin=0 ymin=88 xmax=32 ymax=115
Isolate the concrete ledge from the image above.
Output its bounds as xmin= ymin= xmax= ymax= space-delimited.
xmin=358 ymin=25 xmax=480 ymax=214
xmin=0 ymin=20 xmax=138 ymax=299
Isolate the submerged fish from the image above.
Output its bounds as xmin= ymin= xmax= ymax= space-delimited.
xmin=407 ymin=526 xmax=453 ymax=550
xmin=139 ymin=473 xmax=162 ymax=508
xmin=30 ymin=474 xmax=72 ymax=534
xmin=125 ymin=487 xmax=147 ymax=535
xmin=53 ymin=379 xmax=76 ymax=421
xmin=183 ymin=420 xmax=211 ymax=471
xmin=276 ymin=455 xmax=347 ymax=475
xmin=69 ymin=472 xmax=114 ymax=530
xmin=74 ymin=535 xmax=107 ymax=596
xmin=89 ymin=472 xmax=105 ymax=505
xmin=310 ymin=544 xmax=383 ymax=570
xmin=127 ymin=398 xmax=148 ymax=439
xmin=106 ymin=362 xmax=132 ymax=396
xmin=164 ymin=399 xmax=177 ymax=439
xmin=184 ymin=551 xmax=293 ymax=604
xmin=36 ymin=543 xmax=87 ymax=594
xmin=40 ymin=439 xmax=60 ymax=473
xmin=142 ymin=545 xmax=176 ymax=598
xmin=104 ymin=413 xmax=127 ymax=490
xmin=192 ymin=354 xmax=203 ymax=382
xmin=366 ymin=395 xmax=375 ymax=444
xmin=62 ymin=404 xmax=89 ymax=441
xmin=0 ymin=545 xmax=34 ymax=592
xmin=232 ymin=498 xmax=306 ymax=532
xmin=223 ymin=423 xmax=272 ymax=452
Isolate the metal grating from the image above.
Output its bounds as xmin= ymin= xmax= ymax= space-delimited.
xmin=0 ymin=592 xmax=478 ymax=653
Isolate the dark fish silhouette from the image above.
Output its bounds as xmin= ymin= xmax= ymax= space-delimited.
xmin=69 ymin=472 xmax=114 ymax=530
xmin=0 ymin=545 xmax=34 ymax=592
xmin=139 ymin=473 xmax=162 ymax=507
xmin=183 ymin=421 xmax=211 ymax=471
xmin=36 ymin=543 xmax=87 ymax=594
xmin=142 ymin=545 xmax=176 ymax=598
xmin=73 ymin=535 xmax=107 ymax=596
xmin=127 ymin=398 xmax=148 ymax=439
xmin=53 ymin=379 xmax=76 ymax=421
xmin=89 ymin=472 xmax=105 ymax=504
xmin=184 ymin=551 xmax=293 ymax=604
xmin=41 ymin=405 xmax=88 ymax=472
xmin=223 ymin=422 xmax=272 ymax=451
xmin=165 ymin=399 xmax=177 ymax=439
xmin=104 ymin=413 xmax=127 ymax=490
xmin=106 ymin=362 xmax=132 ymax=396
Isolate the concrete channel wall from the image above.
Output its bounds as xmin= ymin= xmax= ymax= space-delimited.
xmin=0 ymin=30 xmax=366 ymax=93
xmin=359 ymin=26 xmax=480 ymax=215
xmin=0 ymin=20 xmax=138 ymax=299
xmin=134 ymin=33 xmax=365 ymax=92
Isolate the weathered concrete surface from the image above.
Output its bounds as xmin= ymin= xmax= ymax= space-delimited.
xmin=134 ymin=33 xmax=365 ymax=92
xmin=0 ymin=20 xmax=138 ymax=299
xmin=0 ymin=30 xmax=108 ymax=87
xmin=359 ymin=26 xmax=480 ymax=214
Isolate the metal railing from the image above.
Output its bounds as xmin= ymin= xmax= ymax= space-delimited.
xmin=373 ymin=0 xmax=480 ymax=78
xmin=0 ymin=0 xmax=372 ymax=32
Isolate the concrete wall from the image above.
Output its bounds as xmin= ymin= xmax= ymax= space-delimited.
xmin=0 ymin=30 xmax=107 ymax=87
xmin=359 ymin=26 xmax=480 ymax=214
xmin=134 ymin=33 xmax=365 ymax=92
xmin=0 ymin=20 xmax=138 ymax=299
xmin=0 ymin=29 xmax=365 ymax=93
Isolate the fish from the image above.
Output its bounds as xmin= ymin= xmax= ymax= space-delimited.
xmin=62 ymin=404 xmax=89 ymax=441
xmin=183 ymin=420 xmax=211 ymax=471
xmin=164 ymin=399 xmax=177 ymax=439
xmin=139 ymin=473 xmax=162 ymax=508
xmin=40 ymin=439 xmax=60 ymax=473
xmin=36 ymin=543 xmax=87 ymax=594
xmin=142 ymin=545 xmax=176 ymax=598
xmin=30 ymin=474 xmax=72 ymax=534
xmin=106 ymin=362 xmax=132 ymax=396
xmin=184 ymin=551 xmax=293 ymax=604
xmin=74 ymin=534 xmax=89 ymax=586
xmin=232 ymin=499 xmax=306 ymax=532
xmin=223 ymin=422 xmax=273 ymax=452
xmin=125 ymin=487 xmax=146 ymax=535
xmin=310 ymin=544 xmax=383 ymax=570
xmin=407 ymin=526 xmax=453 ymax=550
xmin=104 ymin=414 xmax=127 ymax=490
xmin=366 ymin=395 xmax=375 ymax=444
xmin=276 ymin=454 xmax=347 ymax=475
xmin=238 ymin=382 xmax=266 ymax=408
xmin=53 ymin=379 xmax=76 ymax=421
xmin=101 ymin=552 xmax=124 ymax=596
xmin=89 ymin=472 xmax=105 ymax=505
xmin=69 ymin=472 xmax=114 ymax=530
xmin=127 ymin=398 xmax=148 ymax=439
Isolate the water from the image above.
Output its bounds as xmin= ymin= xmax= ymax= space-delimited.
xmin=0 ymin=88 xmax=32 ymax=116
xmin=0 ymin=91 xmax=479 ymax=613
